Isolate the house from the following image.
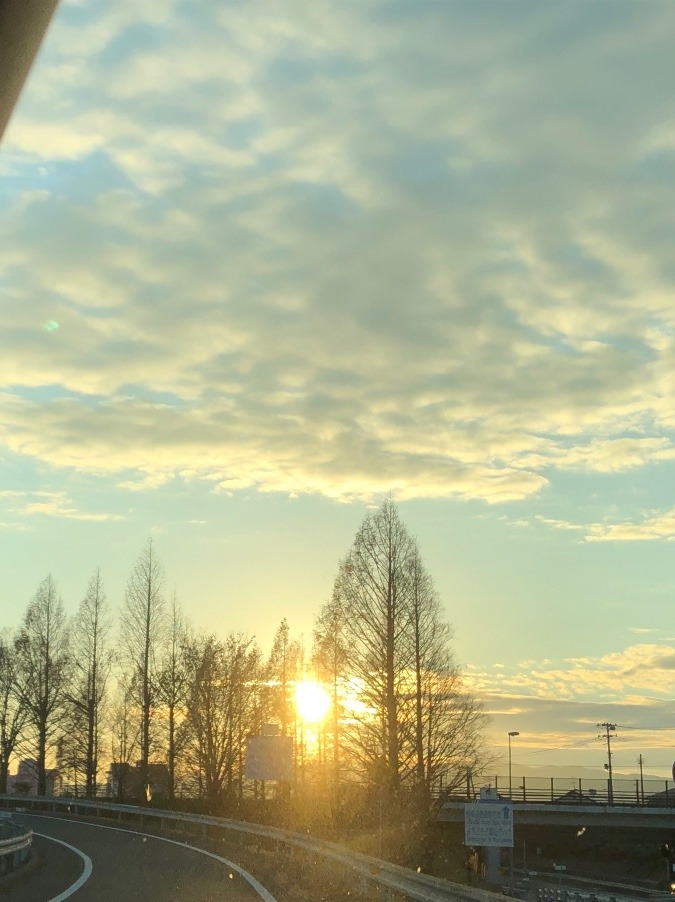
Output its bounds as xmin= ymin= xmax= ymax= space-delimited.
xmin=7 ymin=759 xmax=58 ymax=796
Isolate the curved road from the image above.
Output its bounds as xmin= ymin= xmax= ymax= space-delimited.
xmin=10 ymin=813 xmax=277 ymax=902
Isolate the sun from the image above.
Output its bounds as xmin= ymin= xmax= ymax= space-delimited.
xmin=294 ymin=680 xmax=331 ymax=724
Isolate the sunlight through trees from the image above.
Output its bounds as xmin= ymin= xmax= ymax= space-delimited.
xmin=0 ymin=499 xmax=487 ymax=832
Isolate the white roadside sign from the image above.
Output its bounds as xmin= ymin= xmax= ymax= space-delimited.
xmin=464 ymin=801 xmax=513 ymax=848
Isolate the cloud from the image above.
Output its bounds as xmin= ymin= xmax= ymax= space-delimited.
xmin=522 ymin=508 xmax=675 ymax=543
xmin=586 ymin=508 xmax=675 ymax=542
xmin=468 ymin=643 xmax=675 ymax=703
xmin=1 ymin=2 xmax=675 ymax=504
xmin=535 ymin=516 xmax=585 ymax=532
xmin=0 ymin=490 xmax=124 ymax=522
xmin=472 ymin=643 xmax=675 ymax=765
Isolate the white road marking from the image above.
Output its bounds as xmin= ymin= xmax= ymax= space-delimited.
xmin=32 ymin=831 xmax=94 ymax=901
xmin=21 ymin=814 xmax=277 ymax=902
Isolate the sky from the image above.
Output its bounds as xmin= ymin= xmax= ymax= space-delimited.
xmin=1 ymin=0 xmax=675 ymax=778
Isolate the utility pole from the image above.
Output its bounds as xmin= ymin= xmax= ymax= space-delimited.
xmin=638 ymin=754 xmax=645 ymax=805
xmin=508 ymin=731 xmax=520 ymax=801
xmin=597 ymin=722 xmax=616 ymax=805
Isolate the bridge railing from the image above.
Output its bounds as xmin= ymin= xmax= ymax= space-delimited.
xmin=0 ymin=794 xmax=502 ymax=902
xmin=436 ymin=776 xmax=674 ymax=807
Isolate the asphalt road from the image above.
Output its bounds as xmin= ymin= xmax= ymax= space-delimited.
xmin=8 ymin=813 xmax=278 ymax=902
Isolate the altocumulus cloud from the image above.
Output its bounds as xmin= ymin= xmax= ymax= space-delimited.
xmin=469 ymin=642 xmax=675 ymax=754
xmin=467 ymin=642 xmax=675 ymax=703
xmin=2 ymin=1 xmax=675 ymax=504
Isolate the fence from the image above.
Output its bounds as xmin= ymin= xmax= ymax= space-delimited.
xmin=438 ymin=776 xmax=675 ymax=807
xmin=0 ymin=794 xmax=502 ymax=902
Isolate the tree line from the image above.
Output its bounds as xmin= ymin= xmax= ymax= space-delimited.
xmin=0 ymin=499 xmax=487 ymax=822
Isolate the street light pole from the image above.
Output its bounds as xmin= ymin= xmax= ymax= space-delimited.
xmin=507 ymin=731 xmax=520 ymax=896
xmin=508 ymin=731 xmax=520 ymax=801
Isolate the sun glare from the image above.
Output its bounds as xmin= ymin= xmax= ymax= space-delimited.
xmin=295 ymin=680 xmax=331 ymax=724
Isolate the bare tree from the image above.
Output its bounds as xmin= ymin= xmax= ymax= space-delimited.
xmin=120 ymin=539 xmax=165 ymax=800
xmin=185 ymin=632 xmax=260 ymax=813
xmin=185 ymin=634 xmax=226 ymax=809
xmin=335 ymin=497 xmax=413 ymax=799
xmin=406 ymin=542 xmax=441 ymax=792
xmin=14 ymin=575 xmax=70 ymax=795
xmin=156 ymin=593 xmax=191 ymax=802
xmin=0 ymin=630 xmax=27 ymax=793
xmin=108 ymin=683 xmax=139 ymax=802
xmin=404 ymin=544 xmax=487 ymax=797
xmin=264 ymin=619 xmax=304 ymax=797
xmin=313 ymin=590 xmax=348 ymax=789
xmin=332 ymin=498 xmax=487 ymax=812
xmin=64 ymin=569 xmax=112 ymax=798
xmin=266 ymin=619 xmax=291 ymax=736
xmin=421 ymin=658 xmax=487 ymax=795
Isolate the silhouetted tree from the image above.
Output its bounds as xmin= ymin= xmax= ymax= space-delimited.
xmin=15 ymin=575 xmax=70 ymax=795
xmin=0 ymin=630 xmax=26 ymax=793
xmin=156 ymin=593 xmax=191 ymax=801
xmin=62 ymin=569 xmax=113 ymax=797
xmin=185 ymin=633 xmax=259 ymax=812
xmin=266 ymin=619 xmax=292 ymax=736
xmin=108 ymin=683 xmax=139 ymax=802
xmin=406 ymin=542 xmax=439 ymax=791
xmin=313 ymin=590 xmax=348 ymax=790
xmin=120 ymin=539 xmax=165 ymax=800
xmin=331 ymin=498 xmax=487 ymax=810
xmin=335 ymin=497 xmax=413 ymax=800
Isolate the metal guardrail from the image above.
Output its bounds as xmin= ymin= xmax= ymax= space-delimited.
xmin=0 ymin=794 xmax=501 ymax=901
xmin=0 ymin=817 xmax=32 ymax=875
